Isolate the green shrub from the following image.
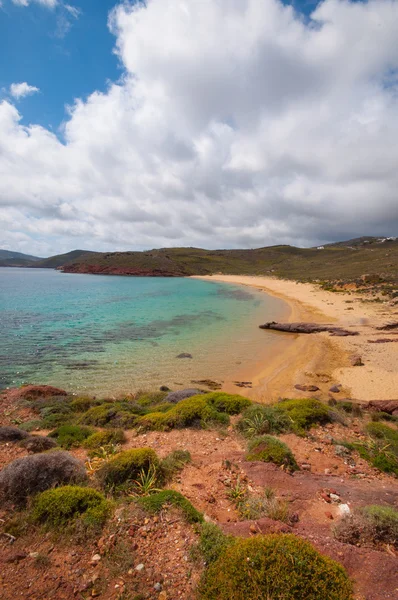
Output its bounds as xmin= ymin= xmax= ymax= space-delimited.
xmin=97 ymin=447 xmax=159 ymax=490
xmin=49 ymin=425 xmax=94 ymax=449
xmin=194 ymin=522 xmax=233 ymax=564
xmin=137 ymin=490 xmax=203 ymax=523
xmin=349 ymin=440 xmax=398 ymax=476
xmin=334 ymin=504 xmax=398 ymax=548
xmin=19 ymin=420 xmax=45 ymax=433
xmin=80 ymin=403 xmax=140 ymax=428
xmin=136 ymin=396 xmax=229 ymax=431
xmin=366 ymin=422 xmax=398 ymax=443
xmin=246 ymin=435 xmax=298 ymax=472
xmin=32 ymin=485 xmax=111 ymax=528
xmin=276 ymin=398 xmax=332 ymax=434
xmin=204 ymin=392 xmax=251 ymax=415
xmin=135 ymin=391 xmax=168 ymax=407
xmin=237 ymin=405 xmax=290 ymax=437
xmin=83 ymin=429 xmax=126 ymax=449
xmin=160 ymin=449 xmax=192 ymax=481
xmin=70 ymin=397 xmax=101 ymax=412
xmin=199 ymin=534 xmax=353 ymax=600
xmin=371 ymin=412 xmax=396 ymax=423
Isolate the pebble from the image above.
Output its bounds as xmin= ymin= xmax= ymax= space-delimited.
xmin=29 ymin=552 xmax=39 ymax=559
xmin=330 ymin=493 xmax=341 ymax=503
xmin=154 ymin=583 xmax=162 ymax=591
xmin=135 ymin=563 xmax=145 ymax=572
xmin=90 ymin=554 xmax=101 ymax=565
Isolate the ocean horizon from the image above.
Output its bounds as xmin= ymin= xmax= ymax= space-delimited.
xmin=0 ymin=268 xmax=287 ymax=395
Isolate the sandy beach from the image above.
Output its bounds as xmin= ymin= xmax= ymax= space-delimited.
xmin=193 ymin=275 xmax=398 ymax=404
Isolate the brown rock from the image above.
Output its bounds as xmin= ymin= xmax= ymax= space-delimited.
xmin=363 ymin=400 xmax=398 ymax=415
xmin=295 ymin=384 xmax=320 ymax=392
xmin=259 ymin=322 xmax=359 ymax=336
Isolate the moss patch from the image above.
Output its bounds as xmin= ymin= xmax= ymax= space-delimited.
xmin=137 ymin=490 xmax=203 ymax=523
xmin=199 ymin=534 xmax=353 ymax=600
xmin=49 ymin=425 xmax=94 ymax=449
xmin=96 ymin=447 xmax=159 ymax=491
xmin=32 ymin=485 xmax=111 ymax=528
xmin=246 ymin=435 xmax=298 ymax=472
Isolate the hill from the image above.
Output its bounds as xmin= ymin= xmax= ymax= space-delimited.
xmin=31 ymin=249 xmax=97 ymax=269
xmin=54 ymin=238 xmax=398 ymax=289
xmin=0 ymin=250 xmax=42 ymax=267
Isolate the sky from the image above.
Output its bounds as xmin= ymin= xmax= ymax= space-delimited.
xmin=0 ymin=0 xmax=397 ymax=257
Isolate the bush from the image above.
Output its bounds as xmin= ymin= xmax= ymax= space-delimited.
xmin=0 ymin=426 xmax=29 ymax=442
xmin=97 ymin=447 xmax=159 ymax=490
xmin=366 ymin=422 xmax=398 ymax=443
xmin=160 ymin=449 xmax=192 ymax=481
xmin=204 ymin=392 xmax=251 ymax=415
xmin=246 ymin=435 xmax=298 ymax=472
xmin=70 ymin=396 xmax=101 ymax=412
xmin=49 ymin=425 xmax=94 ymax=449
xmin=239 ymin=492 xmax=290 ymax=522
xmin=31 ymin=485 xmax=111 ymax=528
xmin=18 ymin=420 xmax=44 ymax=433
xmin=80 ymin=403 xmax=140 ymax=428
xmin=164 ymin=389 xmax=202 ymax=404
xmin=0 ymin=451 xmax=87 ymax=506
xmin=136 ymin=396 xmax=229 ymax=431
xmin=19 ymin=435 xmax=58 ymax=453
xmin=334 ymin=504 xmax=398 ymax=548
xmin=194 ymin=522 xmax=233 ymax=564
xmin=237 ymin=405 xmax=290 ymax=437
xmin=276 ymin=398 xmax=332 ymax=435
xmin=83 ymin=429 xmax=126 ymax=449
xmin=199 ymin=534 xmax=353 ymax=600
xmin=137 ymin=490 xmax=203 ymax=523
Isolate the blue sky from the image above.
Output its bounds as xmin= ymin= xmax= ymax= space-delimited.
xmin=0 ymin=0 xmax=322 ymax=131
xmin=0 ymin=0 xmax=121 ymax=129
xmin=0 ymin=0 xmax=396 ymax=256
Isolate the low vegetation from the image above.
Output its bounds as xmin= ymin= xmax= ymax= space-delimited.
xmin=83 ymin=428 xmax=126 ymax=450
xmin=246 ymin=435 xmax=298 ymax=472
xmin=31 ymin=485 xmax=111 ymax=529
xmin=239 ymin=487 xmax=290 ymax=522
xmin=96 ymin=447 xmax=159 ymax=491
xmin=199 ymin=534 xmax=353 ymax=600
xmin=0 ymin=426 xmax=29 ymax=441
xmin=0 ymin=451 xmax=87 ymax=506
xmin=334 ymin=504 xmax=398 ymax=548
xmin=237 ymin=398 xmax=334 ymax=437
xmin=137 ymin=489 xmax=203 ymax=523
xmin=160 ymin=449 xmax=192 ymax=481
xmin=49 ymin=424 xmax=94 ymax=449
xmin=19 ymin=435 xmax=58 ymax=453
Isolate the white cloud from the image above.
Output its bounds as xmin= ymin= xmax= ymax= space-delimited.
xmin=12 ymin=0 xmax=58 ymax=7
xmin=1 ymin=0 xmax=398 ymax=256
xmin=9 ymin=82 xmax=40 ymax=99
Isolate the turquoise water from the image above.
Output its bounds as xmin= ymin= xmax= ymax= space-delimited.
xmin=0 ymin=268 xmax=286 ymax=395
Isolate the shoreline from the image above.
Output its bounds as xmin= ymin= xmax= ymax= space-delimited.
xmin=192 ymin=275 xmax=398 ymax=403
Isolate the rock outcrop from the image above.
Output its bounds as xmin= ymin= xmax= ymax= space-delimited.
xmin=259 ymin=322 xmax=359 ymax=336
xmin=362 ymin=400 xmax=398 ymax=415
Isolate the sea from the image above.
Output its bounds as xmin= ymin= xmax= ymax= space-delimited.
xmin=0 ymin=268 xmax=287 ymax=395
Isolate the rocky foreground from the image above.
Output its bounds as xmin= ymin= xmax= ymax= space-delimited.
xmin=0 ymin=384 xmax=397 ymax=600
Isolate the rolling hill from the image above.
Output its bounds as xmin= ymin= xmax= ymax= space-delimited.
xmin=0 ymin=250 xmax=43 ymax=267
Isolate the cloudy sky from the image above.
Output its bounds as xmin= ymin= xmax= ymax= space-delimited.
xmin=0 ymin=0 xmax=397 ymax=257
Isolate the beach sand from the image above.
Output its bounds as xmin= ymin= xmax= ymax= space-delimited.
xmin=193 ymin=275 xmax=398 ymax=404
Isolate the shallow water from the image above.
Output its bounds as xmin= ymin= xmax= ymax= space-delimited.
xmin=0 ymin=268 xmax=286 ymax=395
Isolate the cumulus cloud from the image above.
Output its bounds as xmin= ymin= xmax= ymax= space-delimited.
xmin=1 ymin=0 xmax=398 ymax=256
xmin=9 ymin=82 xmax=40 ymax=99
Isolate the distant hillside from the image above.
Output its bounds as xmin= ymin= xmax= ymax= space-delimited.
xmin=32 ymin=250 xmax=98 ymax=269
xmin=0 ymin=249 xmax=42 ymax=267
xmin=53 ymin=238 xmax=398 ymax=286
